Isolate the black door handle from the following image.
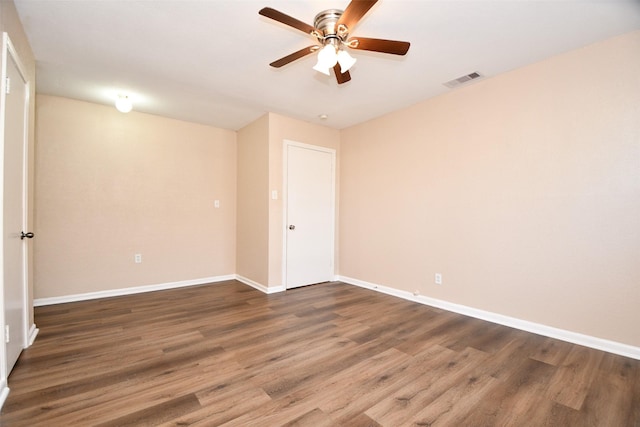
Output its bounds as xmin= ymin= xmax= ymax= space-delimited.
xmin=20 ymin=231 xmax=34 ymax=240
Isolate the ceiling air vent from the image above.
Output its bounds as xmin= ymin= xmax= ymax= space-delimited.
xmin=443 ymin=72 xmax=483 ymax=88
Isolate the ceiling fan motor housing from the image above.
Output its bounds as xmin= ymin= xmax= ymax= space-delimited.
xmin=314 ymin=9 xmax=347 ymax=40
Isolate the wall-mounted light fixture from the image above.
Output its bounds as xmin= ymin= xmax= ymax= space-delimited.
xmin=115 ymin=94 xmax=132 ymax=113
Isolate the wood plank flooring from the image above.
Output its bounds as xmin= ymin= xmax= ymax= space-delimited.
xmin=1 ymin=280 xmax=638 ymax=426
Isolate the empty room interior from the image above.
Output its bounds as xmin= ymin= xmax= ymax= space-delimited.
xmin=0 ymin=0 xmax=639 ymax=425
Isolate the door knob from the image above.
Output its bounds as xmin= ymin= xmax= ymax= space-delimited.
xmin=20 ymin=231 xmax=34 ymax=240
xmin=289 ymin=225 xmax=296 ymax=230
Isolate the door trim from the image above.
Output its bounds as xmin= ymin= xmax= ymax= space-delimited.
xmin=282 ymin=140 xmax=336 ymax=289
xmin=0 ymin=32 xmax=32 ymax=390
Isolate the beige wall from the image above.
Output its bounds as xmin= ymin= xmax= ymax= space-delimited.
xmin=339 ymin=31 xmax=640 ymax=347
xmin=34 ymin=100 xmax=341 ymax=297
xmin=236 ymin=114 xmax=269 ymax=285
xmin=1 ymin=0 xmax=36 ymax=325
xmin=34 ymin=95 xmax=236 ymax=298
xmin=235 ymin=112 xmax=340 ymax=289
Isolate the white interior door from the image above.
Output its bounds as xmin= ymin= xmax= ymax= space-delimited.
xmin=2 ymin=34 xmax=30 ymax=375
xmin=285 ymin=142 xmax=335 ymax=289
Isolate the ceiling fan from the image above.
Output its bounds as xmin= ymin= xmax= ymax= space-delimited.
xmin=259 ymin=0 xmax=410 ymax=84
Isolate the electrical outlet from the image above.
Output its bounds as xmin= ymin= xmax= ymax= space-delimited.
xmin=135 ymin=254 xmax=142 ymax=263
xmin=413 ymin=290 xmax=420 ymax=296
xmin=435 ymin=273 xmax=442 ymax=285
xmin=214 ymin=200 xmax=220 ymax=208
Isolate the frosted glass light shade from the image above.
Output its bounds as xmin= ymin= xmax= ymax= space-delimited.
xmin=313 ymin=44 xmax=338 ymax=75
xmin=337 ymin=49 xmax=356 ymax=73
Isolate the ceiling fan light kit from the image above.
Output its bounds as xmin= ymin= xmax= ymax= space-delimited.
xmin=259 ymin=0 xmax=410 ymax=84
xmin=312 ymin=40 xmax=357 ymax=75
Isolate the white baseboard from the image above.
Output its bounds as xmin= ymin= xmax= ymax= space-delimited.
xmin=33 ymin=272 xmax=637 ymax=359
xmin=27 ymin=324 xmax=39 ymax=347
xmin=337 ymin=275 xmax=640 ymax=361
xmin=33 ymin=274 xmax=288 ymax=307
xmin=0 ymin=379 xmax=9 ymax=410
xmin=2 ymin=327 xmax=38 ymax=411
xmin=33 ymin=275 xmax=236 ymax=306
xmin=235 ymin=275 xmax=286 ymax=294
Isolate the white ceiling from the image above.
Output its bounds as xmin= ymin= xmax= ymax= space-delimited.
xmin=14 ymin=0 xmax=640 ymax=130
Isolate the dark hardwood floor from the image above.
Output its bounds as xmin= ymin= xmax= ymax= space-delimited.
xmin=1 ymin=280 xmax=638 ymax=426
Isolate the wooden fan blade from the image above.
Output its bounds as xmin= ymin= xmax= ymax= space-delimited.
xmin=259 ymin=7 xmax=317 ymax=35
xmin=333 ymin=63 xmax=352 ymax=84
xmin=270 ymin=46 xmax=318 ymax=68
xmin=336 ymin=0 xmax=378 ymax=30
xmin=348 ymin=37 xmax=410 ymax=55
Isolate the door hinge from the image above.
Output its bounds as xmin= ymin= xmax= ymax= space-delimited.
xmin=5 ymin=77 xmax=10 ymax=94
xmin=5 ymin=325 xmax=10 ymax=343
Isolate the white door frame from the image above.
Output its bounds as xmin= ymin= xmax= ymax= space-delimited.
xmin=0 ymin=32 xmax=32 ymax=403
xmin=282 ymin=140 xmax=336 ymax=289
